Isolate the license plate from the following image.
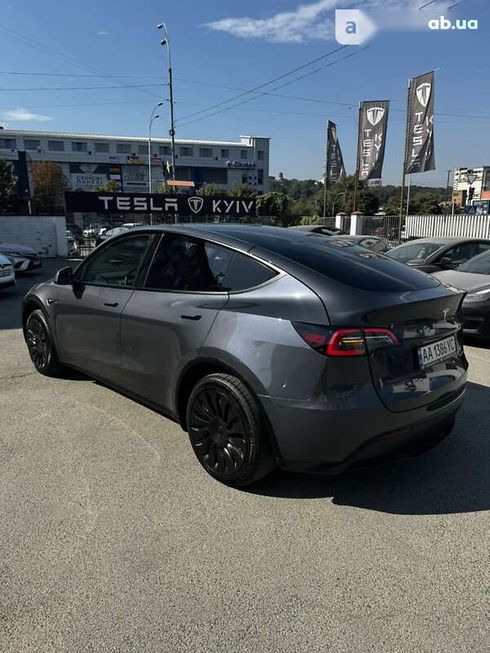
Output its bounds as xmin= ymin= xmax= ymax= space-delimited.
xmin=418 ymin=335 xmax=457 ymax=369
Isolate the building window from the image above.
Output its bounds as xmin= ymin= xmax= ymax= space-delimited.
xmin=48 ymin=140 xmax=64 ymax=152
xmin=258 ymin=169 xmax=264 ymax=185
xmin=72 ymin=141 xmax=87 ymax=152
xmin=240 ymin=149 xmax=248 ymax=160
xmin=242 ymin=174 xmax=248 ymax=184
xmin=179 ymin=146 xmax=193 ymax=157
xmin=24 ymin=139 xmax=41 ymax=151
xmin=257 ymin=150 xmax=264 ymax=161
xmin=138 ymin=144 xmax=147 ymax=155
xmin=0 ymin=138 xmax=16 ymax=149
xmin=203 ymin=168 xmax=227 ymax=184
xmin=159 ymin=145 xmax=171 ymax=156
xmin=117 ymin=143 xmax=131 ymax=154
xmin=199 ymin=147 xmax=213 ymax=158
xmin=220 ymin=148 xmax=230 ymax=159
xmin=175 ymin=166 xmax=190 ymax=180
xmin=95 ymin=142 xmax=110 ymax=153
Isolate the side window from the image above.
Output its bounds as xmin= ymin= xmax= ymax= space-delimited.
xmin=443 ymin=243 xmax=479 ymax=265
xmin=80 ymin=235 xmax=150 ymax=287
xmin=477 ymin=243 xmax=490 ymax=255
xmin=223 ymin=252 xmax=278 ymax=291
xmin=144 ymin=235 xmax=230 ymax=292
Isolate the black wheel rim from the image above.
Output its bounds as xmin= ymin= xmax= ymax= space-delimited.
xmin=189 ymin=387 xmax=248 ymax=477
xmin=26 ymin=317 xmax=50 ymax=369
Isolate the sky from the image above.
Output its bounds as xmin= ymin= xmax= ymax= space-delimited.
xmin=0 ymin=0 xmax=488 ymax=186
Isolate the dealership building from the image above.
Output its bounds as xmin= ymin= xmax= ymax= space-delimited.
xmin=0 ymin=129 xmax=270 ymax=199
xmin=452 ymin=166 xmax=490 ymax=208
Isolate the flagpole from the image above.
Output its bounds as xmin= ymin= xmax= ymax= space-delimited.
xmin=323 ymin=122 xmax=329 ymax=219
xmin=399 ymin=77 xmax=412 ymax=242
xmin=406 ymin=174 xmax=411 ymax=217
xmin=353 ymin=103 xmax=362 ymax=213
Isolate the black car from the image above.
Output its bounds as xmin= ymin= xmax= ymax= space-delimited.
xmin=387 ymin=237 xmax=490 ymax=273
xmin=289 ymin=225 xmax=347 ymax=236
xmin=434 ymin=249 xmax=490 ymax=338
xmin=23 ymin=225 xmax=467 ymax=486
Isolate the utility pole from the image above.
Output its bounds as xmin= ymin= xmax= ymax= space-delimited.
xmin=157 ymin=23 xmax=176 ymax=182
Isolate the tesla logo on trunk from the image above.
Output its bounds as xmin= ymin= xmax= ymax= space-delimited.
xmin=188 ymin=196 xmax=204 ymax=214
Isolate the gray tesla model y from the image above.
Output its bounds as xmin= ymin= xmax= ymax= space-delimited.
xmin=23 ymin=225 xmax=468 ymax=485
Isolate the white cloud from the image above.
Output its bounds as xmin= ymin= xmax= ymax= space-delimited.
xmin=204 ymin=0 xmax=413 ymax=44
xmin=97 ymin=30 xmax=109 ymax=36
xmin=1 ymin=108 xmax=52 ymax=123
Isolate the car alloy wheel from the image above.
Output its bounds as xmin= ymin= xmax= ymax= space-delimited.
xmin=186 ymin=373 xmax=275 ymax=486
xmin=25 ymin=310 xmax=63 ymax=376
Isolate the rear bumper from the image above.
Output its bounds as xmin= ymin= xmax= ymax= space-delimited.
xmin=462 ymin=303 xmax=490 ymax=338
xmin=259 ymin=381 xmax=466 ymax=473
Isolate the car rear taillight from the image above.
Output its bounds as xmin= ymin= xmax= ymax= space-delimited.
xmin=293 ymin=323 xmax=399 ymax=357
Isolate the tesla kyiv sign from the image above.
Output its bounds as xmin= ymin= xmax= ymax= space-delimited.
xmin=65 ymin=192 xmax=256 ymax=217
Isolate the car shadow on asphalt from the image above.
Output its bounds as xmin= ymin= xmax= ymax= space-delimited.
xmin=248 ymin=381 xmax=490 ymax=515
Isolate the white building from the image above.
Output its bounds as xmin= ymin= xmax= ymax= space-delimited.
xmin=453 ymin=166 xmax=490 ymax=206
xmin=0 ymin=129 xmax=270 ymax=196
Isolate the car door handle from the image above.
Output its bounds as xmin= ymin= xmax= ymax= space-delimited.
xmin=180 ymin=314 xmax=202 ymax=321
xmin=104 ymin=302 xmax=119 ymax=307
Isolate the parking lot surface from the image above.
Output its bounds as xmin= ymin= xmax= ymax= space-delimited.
xmin=1 ymin=260 xmax=489 ymax=652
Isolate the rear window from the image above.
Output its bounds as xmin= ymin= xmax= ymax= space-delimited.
xmin=249 ymin=234 xmax=439 ymax=292
xmin=458 ymin=250 xmax=490 ymax=274
xmin=386 ymin=241 xmax=443 ymax=263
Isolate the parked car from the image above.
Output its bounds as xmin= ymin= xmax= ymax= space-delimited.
xmin=66 ymin=230 xmax=79 ymax=256
xmin=0 ymin=253 xmax=15 ymax=289
xmin=82 ymin=226 xmax=98 ymax=238
xmin=289 ymin=225 xmax=347 ymax=236
xmin=95 ymin=226 xmax=130 ymax=247
xmin=0 ymin=243 xmax=42 ymax=273
xmin=66 ymin=224 xmax=83 ymax=242
xmin=434 ymin=249 xmax=490 ymax=338
xmin=23 ymin=225 xmax=467 ymax=486
xmin=386 ymin=237 xmax=490 ymax=273
xmin=327 ymin=235 xmax=391 ymax=254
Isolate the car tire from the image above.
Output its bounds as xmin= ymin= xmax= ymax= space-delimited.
xmin=24 ymin=309 xmax=64 ymax=377
xmin=186 ymin=373 xmax=275 ymax=486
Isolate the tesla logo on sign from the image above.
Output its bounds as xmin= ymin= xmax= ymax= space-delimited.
xmin=416 ymin=83 xmax=432 ymax=108
xmin=188 ymin=196 xmax=204 ymax=214
xmin=366 ymin=107 xmax=385 ymax=127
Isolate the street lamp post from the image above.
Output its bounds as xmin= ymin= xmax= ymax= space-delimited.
xmin=157 ymin=23 xmax=176 ymax=182
xmin=148 ymin=102 xmax=163 ymax=198
xmin=331 ymin=191 xmax=346 ymax=217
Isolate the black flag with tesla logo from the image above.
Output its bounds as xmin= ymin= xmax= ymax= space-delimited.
xmin=326 ymin=121 xmax=346 ymax=184
xmin=404 ymin=71 xmax=435 ymax=174
xmin=356 ymin=100 xmax=390 ymax=181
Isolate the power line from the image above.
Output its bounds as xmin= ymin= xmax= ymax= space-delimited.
xmin=0 ymin=83 xmax=164 ymax=92
xmin=0 ymin=25 xmax=163 ymax=101
xmin=175 ymin=45 xmax=349 ymax=124
xmin=177 ymin=48 xmax=366 ymax=128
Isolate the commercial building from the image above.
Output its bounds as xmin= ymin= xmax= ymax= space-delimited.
xmin=452 ymin=166 xmax=490 ymax=208
xmin=0 ymin=129 xmax=270 ymax=200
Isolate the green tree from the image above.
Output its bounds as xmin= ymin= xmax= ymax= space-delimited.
xmin=230 ymin=183 xmax=257 ymax=198
xmin=32 ymin=161 xmax=66 ymax=213
xmin=0 ymin=159 xmax=17 ymax=214
xmin=319 ymin=176 xmax=380 ymax=217
xmin=93 ymin=179 xmax=121 ymax=192
xmin=410 ymin=192 xmax=442 ymax=215
xmin=256 ymin=192 xmax=290 ymax=227
xmin=196 ymin=184 xmax=229 ymax=198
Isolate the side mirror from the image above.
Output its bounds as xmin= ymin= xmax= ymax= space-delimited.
xmin=439 ymin=256 xmax=454 ymax=269
xmin=54 ymin=266 xmax=74 ymax=285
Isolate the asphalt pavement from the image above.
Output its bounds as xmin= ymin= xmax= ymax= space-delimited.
xmin=0 ymin=260 xmax=489 ymax=652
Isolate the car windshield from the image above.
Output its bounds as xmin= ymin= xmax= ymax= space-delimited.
xmin=458 ymin=250 xmax=490 ymax=274
xmin=386 ymin=241 xmax=444 ymax=263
